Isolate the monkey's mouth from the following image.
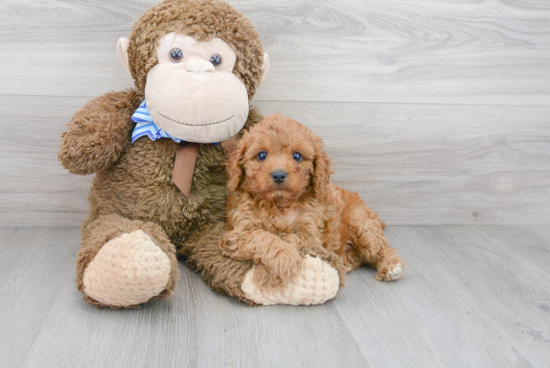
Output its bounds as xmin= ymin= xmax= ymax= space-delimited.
xmin=157 ymin=112 xmax=235 ymax=127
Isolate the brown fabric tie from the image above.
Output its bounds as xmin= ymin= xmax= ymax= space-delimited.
xmin=172 ymin=142 xmax=200 ymax=197
xmin=172 ymin=136 xmax=239 ymax=197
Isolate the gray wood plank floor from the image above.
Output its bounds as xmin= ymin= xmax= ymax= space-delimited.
xmin=1 ymin=226 xmax=548 ymax=367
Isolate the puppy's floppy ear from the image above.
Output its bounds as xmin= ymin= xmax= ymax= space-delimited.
xmin=226 ymin=134 xmax=250 ymax=192
xmin=311 ymin=135 xmax=333 ymax=201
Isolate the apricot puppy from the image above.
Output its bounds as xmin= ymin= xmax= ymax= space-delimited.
xmin=221 ymin=113 xmax=404 ymax=288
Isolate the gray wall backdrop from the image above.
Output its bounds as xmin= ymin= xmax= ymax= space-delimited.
xmin=0 ymin=0 xmax=549 ymax=226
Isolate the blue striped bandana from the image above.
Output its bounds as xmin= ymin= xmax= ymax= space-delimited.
xmin=131 ymin=100 xmax=182 ymax=144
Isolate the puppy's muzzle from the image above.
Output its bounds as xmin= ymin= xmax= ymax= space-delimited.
xmin=271 ymin=170 xmax=287 ymax=185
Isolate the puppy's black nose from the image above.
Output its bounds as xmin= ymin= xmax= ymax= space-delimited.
xmin=271 ymin=170 xmax=287 ymax=184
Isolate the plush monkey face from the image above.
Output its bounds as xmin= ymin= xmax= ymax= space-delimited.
xmin=122 ymin=32 xmax=254 ymax=143
xmin=118 ymin=0 xmax=269 ymax=143
xmin=119 ymin=32 xmax=268 ymax=143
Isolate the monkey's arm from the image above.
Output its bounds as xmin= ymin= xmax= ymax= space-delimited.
xmin=58 ymin=89 xmax=139 ymax=175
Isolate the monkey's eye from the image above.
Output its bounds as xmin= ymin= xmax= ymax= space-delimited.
xmin=210 ymin=54 xmax=222 ymax=67
xmin=257 ymin=151 xmax=267 ymax=161
xmin=292 ymin=152 xmax=303 ymax=162
xmin=169 ymin=48 xmax=183 ymax=62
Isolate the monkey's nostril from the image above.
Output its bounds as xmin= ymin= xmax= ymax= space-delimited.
xmin=271 ymin=170 xmax=287 ymax=184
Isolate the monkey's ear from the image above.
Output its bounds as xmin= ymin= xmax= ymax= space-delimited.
xmin=117 ymin=38 xmax=131 ymax=74
xmin=260 ymin=53 xmax=269 ymax=83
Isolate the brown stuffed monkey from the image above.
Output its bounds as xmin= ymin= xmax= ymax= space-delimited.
xmin=58 ymin=0 xmax=345 ymax=308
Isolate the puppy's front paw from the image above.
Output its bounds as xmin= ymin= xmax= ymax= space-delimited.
xmin=376 ymin=262 xmax=404 ymax=281
xmin=256 ymin=246 xmax=303 ymax=287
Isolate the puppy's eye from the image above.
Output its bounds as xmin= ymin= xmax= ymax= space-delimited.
xmin=292 ymin=152 xmax=303 ymax=162
xmin=257 ymin=151 xmax=267 ymax=161
xmin=169 ymin=48 xmax=183 ymax=62
xmin=210 ymin=54 xmax=222 ymax=67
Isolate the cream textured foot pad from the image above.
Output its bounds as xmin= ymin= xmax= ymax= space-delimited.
xmin=82 ymin=230 xmax=171 ymax=307
xmin=241 ymin=255 xmax=340 ymax=306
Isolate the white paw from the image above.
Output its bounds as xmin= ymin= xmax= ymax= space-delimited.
xmin=82 ymin=230 xmax=171 ymax=307
xmin=385 ymin=263 xmax=404 ymax=281
xmin=241 ymin=255 xmax=340 ymax=306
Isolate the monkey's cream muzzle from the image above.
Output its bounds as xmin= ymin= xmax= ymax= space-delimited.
xmin=118 ymin=32 xmax=257 ymax=144
xmin=144 ymin=59 xmax=249 ymax=143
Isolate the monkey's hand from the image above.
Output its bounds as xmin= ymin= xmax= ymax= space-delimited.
xmin=58 ymin=89 xmax=138 ymax=175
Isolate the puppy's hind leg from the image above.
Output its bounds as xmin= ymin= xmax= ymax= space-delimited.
xmin=341 ymin=191 xmax=404 ymax=281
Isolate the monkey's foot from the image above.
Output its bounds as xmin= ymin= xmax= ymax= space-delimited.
xmin=241 ymin=255 xmax=340 ymax=306
xmin=82 ymin=230 xmax=172 ymax=307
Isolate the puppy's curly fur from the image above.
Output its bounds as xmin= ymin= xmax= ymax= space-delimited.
xmin=222 ymin=113 xmax=404 ymax=288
